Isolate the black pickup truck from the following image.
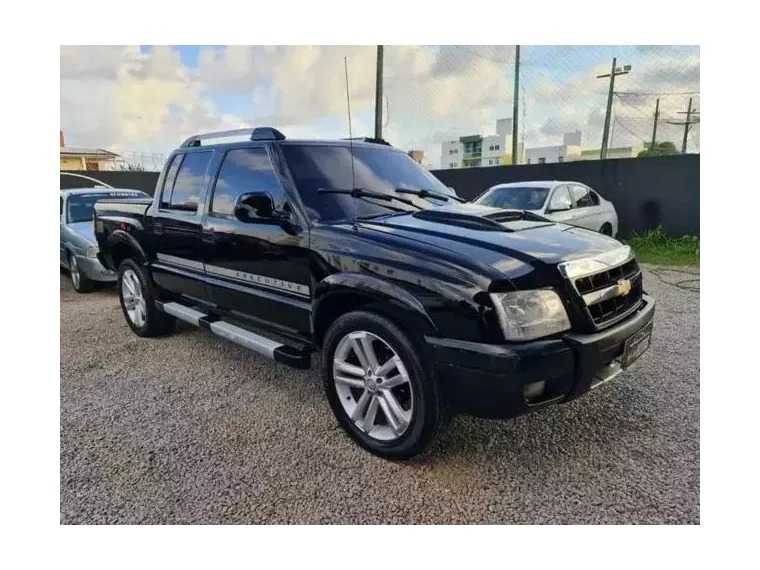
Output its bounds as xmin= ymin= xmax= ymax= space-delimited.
xmin=94 ymin=127 xmax=655 ymax=459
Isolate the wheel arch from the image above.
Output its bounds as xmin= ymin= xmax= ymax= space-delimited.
xmin=313 ymin=273 xmax=439 ymax=347
xmin=105 ymin=230 xmax=147 ymax=270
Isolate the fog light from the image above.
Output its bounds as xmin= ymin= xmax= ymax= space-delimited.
xmin=523 ymin=380 xmax=547 ymax=402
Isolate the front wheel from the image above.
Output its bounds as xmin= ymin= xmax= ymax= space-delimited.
xmin=118 ymin=258 xmax=174 ymax=337
xmin=600 ymin=223 xmax=613 ymax=236
xmin=321 ymin=310 xmax=445 ymax=459
xmin=68 ymin=253 xmax=94 ymax=293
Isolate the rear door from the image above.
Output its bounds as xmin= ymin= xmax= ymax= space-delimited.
xmin=544 ymin=184 xmax=576 ymax=225
xmin=201 ymin=145 xmax=311 ymax=338
xmin=150 ymin=150 xmax=214 ymax=303
xmin=568 ymin=183 xmax=601 ymax=230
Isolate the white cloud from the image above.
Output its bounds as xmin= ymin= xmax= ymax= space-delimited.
xmin=60 ymin=45 xmax=247 ymax=159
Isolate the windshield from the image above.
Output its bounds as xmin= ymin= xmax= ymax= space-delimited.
xmin=281 ymin=144 xmax=451 ymax=222
xmin=476 ymin=186 xmax=551 ymax=211
xmin=66 ymin=191 xmax=148 ymax=223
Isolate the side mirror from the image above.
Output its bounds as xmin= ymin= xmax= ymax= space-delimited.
xmin=234 ymin=192 xmax=278 ymax=222
xmin=547 ymin=198 xmax=571 ymax=213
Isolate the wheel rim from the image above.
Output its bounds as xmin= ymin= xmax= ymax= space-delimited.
xmin=70 ymin=256 xmax=80 ymax=289
xmin=333 ymin=331 xmax=414 ymax=442
xmin=121 ymin=268 xmax=147 ymax=327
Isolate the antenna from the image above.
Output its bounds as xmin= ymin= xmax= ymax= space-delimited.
xmin=344 ymin=56 xmax=358 ymax=230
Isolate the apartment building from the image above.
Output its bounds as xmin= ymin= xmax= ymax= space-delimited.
xmin=440 ymin=118 xmax=514 ymax=169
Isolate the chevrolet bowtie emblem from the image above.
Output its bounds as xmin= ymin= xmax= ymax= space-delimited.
xmin=617 ymin=278 xmax=632 ymax=296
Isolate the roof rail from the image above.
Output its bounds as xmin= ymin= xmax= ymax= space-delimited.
xmin=180 ymin=127 xmax=286 ymax=148
xmin=341 ymin=137 xmax=392 ymax=146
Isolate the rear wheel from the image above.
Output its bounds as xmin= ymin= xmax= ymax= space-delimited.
xmin=600 ymin=223 xmax=613 ymax=236
xmin=118 ymin=258 xmax=174 ymax=337
xmin=68 ymin=253 xmax=94 ymax=293
xmin=322 ymin=310 xmax=444 ymax=459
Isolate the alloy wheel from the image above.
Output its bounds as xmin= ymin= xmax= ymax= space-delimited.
xmin=70 ymin=256 xmax=81 ymax=289
xmin=332 ymin=330 xmax=414 ymax=441
xmin=121 ymin=268 xmax=147 ymax=327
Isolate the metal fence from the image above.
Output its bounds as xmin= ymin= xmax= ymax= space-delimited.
xmin=61 ymin=45 xmax=699 ymax=173
xmin=375 ymin=45 xmax=699 ymax=169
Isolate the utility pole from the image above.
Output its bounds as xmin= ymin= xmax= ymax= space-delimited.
xmin=650 ymin=97 xmax=660 ymax=150
xmin=597 ymin=58 xmax=631 ymax=160
xmin=511 ymin=45 xmax=520 ymax=165
xmin=666 ymin=97 xmax=699 ymax=153
xmin=374 ymin=45 xmax=384 ymax=140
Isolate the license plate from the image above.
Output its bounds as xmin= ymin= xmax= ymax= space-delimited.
xmin=621 ymin=321 xmax=653 ymax=368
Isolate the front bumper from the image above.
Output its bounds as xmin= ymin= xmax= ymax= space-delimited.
xmin=76 ymin=255 xmax=118 ymax=283
xmin=425 ymin=294 xmax=655 ymax=419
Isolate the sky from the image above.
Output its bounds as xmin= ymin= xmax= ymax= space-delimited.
xmin=60 ymin=45 xmax=699 ymax=169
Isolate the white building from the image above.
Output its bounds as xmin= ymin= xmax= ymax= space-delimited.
xmin=439 ymin=118 xmax=516 ymax=169
xmin=525 ymin=131 xmax=583 ymax=164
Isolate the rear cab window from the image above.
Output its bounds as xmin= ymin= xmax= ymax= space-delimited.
xmin=160 ymin=152 xmax=212 ymax=213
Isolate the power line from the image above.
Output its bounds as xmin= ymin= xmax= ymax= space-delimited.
xmin=614 ymin=117 xmax=647 ymax=143
xmin=666 ymin=97 xmax=699 ymax=153
xmin=615 ymin=90 xmax=699 ymax=96
xmin=614 ymin=93 xmax=655 ymax=119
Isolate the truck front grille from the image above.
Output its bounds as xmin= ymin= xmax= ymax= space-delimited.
xmin=575 ymin=258 xmax=643 ymax=327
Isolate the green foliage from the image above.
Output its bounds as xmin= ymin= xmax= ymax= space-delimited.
xmin=120 ymin=162 xmax=146 ymax=172
xmin=624 ymin=227 xmax=699 ymax=266
xmin=638 ymin=141 xmax=679 ymax=157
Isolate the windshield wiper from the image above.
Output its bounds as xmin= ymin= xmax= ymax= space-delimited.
xmin=317 ymin=188 xmax=422 ymax=209
xmin=355 ymin=211 xmax=412 ymax=221
xmin=395 ymin=188 xmax=467 ymax=202
xmin=394 ymin=187 xmax=466 ymax=203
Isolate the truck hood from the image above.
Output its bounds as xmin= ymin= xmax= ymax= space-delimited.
xmin=357 ymin=202 xmax=623 ymax=282
xmin=67 ymin=221 xmax=96 ymax=245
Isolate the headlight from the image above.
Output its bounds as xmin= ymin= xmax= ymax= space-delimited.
xmin=85 ymin=246 xmax=99 ymax=258
xmin=490 ymin=289 xmax=571 ymax=341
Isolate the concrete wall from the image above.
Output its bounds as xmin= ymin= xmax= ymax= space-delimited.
xmin=431 ymin=154 xmax=700 ymax=238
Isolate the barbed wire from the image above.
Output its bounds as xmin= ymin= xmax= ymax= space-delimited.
xmin=111 ymin=152 xmax=168 ymax=172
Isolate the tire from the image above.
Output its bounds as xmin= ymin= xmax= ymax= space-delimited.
xmin=321 ymin=310 xmax=444 ymax=460
xmin=600 ymin=223 xmax=613 ymax=236
xmin=68 ymin=252 xmax=95 ymax=293
xmin=117 ymin=258 xmax=174 ymax=337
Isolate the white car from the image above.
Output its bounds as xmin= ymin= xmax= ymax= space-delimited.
xmin=473 ymin=180 xmax=619 ymax=237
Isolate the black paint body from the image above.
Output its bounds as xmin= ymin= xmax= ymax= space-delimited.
xmin=94 ymin=138 xmax=655 ymax=419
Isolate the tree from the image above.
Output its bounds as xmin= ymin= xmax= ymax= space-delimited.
xmin=638 ymin=141 xmax=679 ymax=157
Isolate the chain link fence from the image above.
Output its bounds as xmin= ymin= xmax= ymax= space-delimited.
xmin=84 ymin=46 xmax=699 ymax=171
xmin=378 ymin=45 xmax=699 ymax=169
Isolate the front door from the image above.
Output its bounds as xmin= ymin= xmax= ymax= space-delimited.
xmin=150 ymin=150 xmax=214 ymax=303
xmin=201 ymin=145 xmax=311 ymax=340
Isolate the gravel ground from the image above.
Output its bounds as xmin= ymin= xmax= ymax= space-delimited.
xmin=60 ymin=266 xmax=699 ymax=524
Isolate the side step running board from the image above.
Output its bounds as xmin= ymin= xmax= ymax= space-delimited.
xmin=158 ymin=301 xmax=311 ymax=369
